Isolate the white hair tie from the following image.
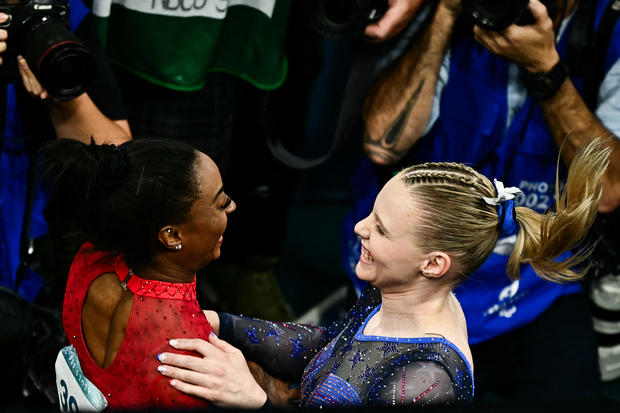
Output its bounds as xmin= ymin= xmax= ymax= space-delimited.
xmin=482 ymin=179 xmax=522 ymax=206
xmin=483 ymin=179 xmax=523 ymax=236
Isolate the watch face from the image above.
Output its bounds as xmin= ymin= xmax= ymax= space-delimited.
xmin=540 ymin=75 xmax=555 ymax=88
xmin=523 ymin=60 xmax=568 ymax=100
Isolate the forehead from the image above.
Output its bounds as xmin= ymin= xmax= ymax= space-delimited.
xmin=375 ymin=177 xmax=416 ymax=232
xmin=195 ymin=152 xmax=222 ymax=198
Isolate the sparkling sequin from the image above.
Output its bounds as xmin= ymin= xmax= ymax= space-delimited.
xmin=412 ymin=380 xmax=441 ymax=403
xmin=377 ymin=341 xmax=400 ymax=357
xmin=290 ymin=333 xmax=307 ymax=358
xmin=338 ymin=336 xmax=353 ymax=354
xmin=245 ymin=327 xmax=260 ymax=344
xmin=306 ymin=374 xmax=362 ymax=407
xmin=266 ymin=325 xmax=281 ymax=343
xmin=358 ymin=365 xmax=378 ymax=384
xmin=348 ymin=347 xmax=367 ymax=369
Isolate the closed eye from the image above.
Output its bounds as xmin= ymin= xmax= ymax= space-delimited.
xmin=375 ymin=224 xmax=385 ymax=236
xmin=221 ymin=196 xmax=232 ymax=210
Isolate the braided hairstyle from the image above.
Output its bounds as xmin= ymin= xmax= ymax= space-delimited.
xmin=397 ymin=137 xmax=611 ymax=283
xmin=39 ymin=138 xmax=200 ymax=268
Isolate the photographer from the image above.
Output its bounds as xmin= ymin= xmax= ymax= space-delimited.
xmin=0 ymin=0 xmax=130 ymax=406
xmin=360 ymin=0 xmax=620 ymax=405
xmin=0 ymin=8 xmax=130 ymax=144
xmin=0 ymin=2 xmax=130 ymax=297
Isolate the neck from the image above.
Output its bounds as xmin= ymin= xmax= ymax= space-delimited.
xmin=131 ymin=255 xmax=196 ymax=284
xmin=374 ymin=280 xmax=454 ymax=333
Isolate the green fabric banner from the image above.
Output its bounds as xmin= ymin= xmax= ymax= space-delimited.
xmin=88 ymin=0 xmax=290 ymax=91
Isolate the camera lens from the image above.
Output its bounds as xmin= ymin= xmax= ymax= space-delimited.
xmin=323 ymin=0 xmax=358 ymax=26
xmin=462 ymin=0 xmax=530 ymax=31
xmin=38 ymin=42 xmax=95 ymax=100
xmin=307 ymin=0 xmax=373 ymax=38
xmin=22 ymin=19 xmax=96 ymax=100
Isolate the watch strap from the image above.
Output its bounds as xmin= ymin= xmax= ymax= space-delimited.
xmin=522 ymin=59 xmax=569 ymax=100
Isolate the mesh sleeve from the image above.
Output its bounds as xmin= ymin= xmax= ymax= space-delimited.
xmin=218 ymin=286 xmax=381 ymax=383
xmin=368 ymin=361 xmax=456 ymax=407
xmin=218 ymin=314 xmax=325 ymax=382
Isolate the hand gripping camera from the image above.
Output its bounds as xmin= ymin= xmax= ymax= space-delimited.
xmin=462 ymin=0 xmax=557 ymax=31
xmin=0 ymin=0 xmax=96 ymax=100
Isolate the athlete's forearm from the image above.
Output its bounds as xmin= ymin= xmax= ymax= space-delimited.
xmin=539 ymin=78 xmax=620 ymax=212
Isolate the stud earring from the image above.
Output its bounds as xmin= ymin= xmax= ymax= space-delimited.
xmin=166 ymin=228 xmax=172 ymax=233
xmin=175 ymin=244 xmax=182 ymax=250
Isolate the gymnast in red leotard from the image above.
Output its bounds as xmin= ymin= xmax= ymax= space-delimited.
xmin=41 ymin=138 xmax=235 ymax=410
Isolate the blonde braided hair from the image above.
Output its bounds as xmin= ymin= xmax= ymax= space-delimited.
xmin=397 ymin=138 xmax=611 ymax=283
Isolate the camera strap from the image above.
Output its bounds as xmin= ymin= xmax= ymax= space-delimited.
xmin=566 ymin=0 xmax=596 ymax=78
xmin=261 ymin=92 xmax=350 ymax=170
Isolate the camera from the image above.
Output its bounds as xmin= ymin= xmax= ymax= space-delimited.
xmin=306 ymin=0 xmax=388 ymax=38
xmin=0 ymin=0 xmax=96 ymax=100
xmin=461 ymin=0 xmax=555 ymax=31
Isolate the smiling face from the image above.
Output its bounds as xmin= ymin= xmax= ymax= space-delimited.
xmin=175 ymin=153 xmax=236 ymax=269
xmin=353 ymin=177 xmax=430 ymax=292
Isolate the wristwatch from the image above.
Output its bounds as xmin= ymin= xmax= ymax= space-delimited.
xmin=521 ymin=59 xmax=569 ymax=100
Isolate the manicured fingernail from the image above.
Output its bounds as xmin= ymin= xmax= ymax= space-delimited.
xmin=169 ymin=339 xmax=178 ymax=347
xmin=210 ymin=331 xmax=217 ymax=337
xmin=169 ymin=379 xmax=177 ymax=387
xmin=157 ymin=353 xmax=166 ymax=362
xmin=157 ymin=365 xmax=166 ymax=373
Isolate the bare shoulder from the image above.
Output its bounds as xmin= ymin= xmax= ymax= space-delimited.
xmin=447 ymin=293 xmax=473 ymax=370
xmin=85 ymin=273 xmax=125 ymax=309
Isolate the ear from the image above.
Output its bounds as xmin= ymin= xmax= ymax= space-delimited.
xmin=158 ymin=226 xmax=182 ymax=251
xmin=420 ymin=252 xmax=451 ymax=279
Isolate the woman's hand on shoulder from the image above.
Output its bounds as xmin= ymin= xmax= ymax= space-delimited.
xmin=157 ymin=334 xmax=267 ymax=409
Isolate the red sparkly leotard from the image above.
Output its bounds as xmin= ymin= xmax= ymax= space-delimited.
xmin=63 ymin=242 xmax=213 ymax=410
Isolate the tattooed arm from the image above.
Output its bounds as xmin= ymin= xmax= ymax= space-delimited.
xmin=363 ymin=1 xmax=460 ymax=165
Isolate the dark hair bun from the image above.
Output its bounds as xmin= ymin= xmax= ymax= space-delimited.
xmin=88 ymin=142 xmax=128 ymax=191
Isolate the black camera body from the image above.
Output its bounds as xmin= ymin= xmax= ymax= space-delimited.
xmin=307 ymin=0 xmax=388 ymax=38
xmin=462 ymin=0 xmax=556 ymax=31
xmin=0 ymin=0 xmax=95 ymax=100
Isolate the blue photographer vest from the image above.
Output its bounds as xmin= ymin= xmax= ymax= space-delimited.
xmin=418 ymin=0 xmax=620 ymax=344
xmin=0 ymin=0 xmax=89 ymax=300
xmin=342 ymin=0 xmax=620 ymax=344
xmin=0 ymin=85 xmax=47 ymax=301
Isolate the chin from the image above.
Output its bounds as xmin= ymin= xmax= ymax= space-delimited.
xmin=212 ymin=248 xmax=221 ymax=260
xmin=355 ymin=263 xmax=374 ymax=283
